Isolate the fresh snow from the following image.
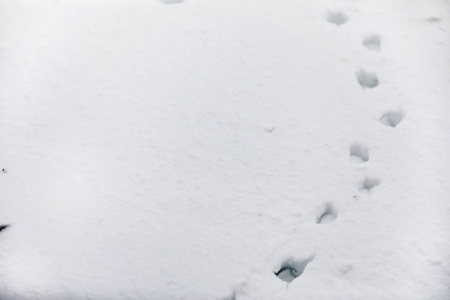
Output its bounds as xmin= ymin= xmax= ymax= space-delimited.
xmin=0 ymin=0 xmax=449 ymax=299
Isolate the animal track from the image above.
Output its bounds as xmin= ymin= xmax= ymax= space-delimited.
xmin=380 ymin=111 xmax=403 ymax=128
xmin=274 ymin=256 xmax=314 ymax=283
xmin=356 ymin=70 xmax=379 ymax=88
xmin=359 ymin=177 xmax=381 ymax=191
xmin=327 ymin=12 xmax=348 ymax=25
xmin=350 ymin=143 xmax=369 ymax=163
xmin=363 ymin=35 xmax=381 ymax=51
xmin=316 ymin=203 xmax=337 ymax=224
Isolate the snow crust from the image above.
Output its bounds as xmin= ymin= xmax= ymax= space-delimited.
xmin=0 ymin=0 xmax=449 ymax=299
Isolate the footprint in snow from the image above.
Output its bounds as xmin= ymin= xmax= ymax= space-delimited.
xmin=380 ymin=111 xmax=403 ymax=128
xmin=274 ymin=255 xmax=315 ymax=283
xmin=316 ymin=202 xmax=337 ymax=224
xmin=327 ymin=11 xmax=348 ymax=26
xmin=350 ymin=143 xmax=369 ymax=163
xmin=363 ymin=35 xmax=381 ymax=51
xmin=356 ymin=70 xmax=379 ymax=89
xmin=359 ymin=177 xmax=381 ymax=192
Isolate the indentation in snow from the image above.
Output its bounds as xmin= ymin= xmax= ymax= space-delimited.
xmin=316 ymin=203 xmax=337 ymax=224
xmin=327 ymin=12 xmax=348 ymax=25
xmin=380 ymin=111 xmax=403 ymax=128
xmin=356 ymin=70 xmax=379 ymax=88
xmin=350 ymin=143 xmax=369 ymax=163
xmin=363 ymin=35 xmax=381 ymax=51
xmin=274 ymin=255 xmax=314 ymax=283
xmin=359 ymin=177 xmax=381 ymax=191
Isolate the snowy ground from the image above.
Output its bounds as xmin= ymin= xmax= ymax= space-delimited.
xmin=0 ymin=0 xmax=450 ymax=299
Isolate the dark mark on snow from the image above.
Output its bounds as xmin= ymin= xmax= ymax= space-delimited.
xmin=327 ymin=12 xmax=348 ymax=25
xmin=316 ymin=203 xmax=337 ymax=224
xmin=380 ymin=111 xmax=403 ymax=128
xmin=274 ymin=255 xmax=314 ymax=283
xmin=356 ymin=70 xmax=379 ymax=88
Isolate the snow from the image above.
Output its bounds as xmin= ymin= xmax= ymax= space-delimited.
xmin=0 ymin=0 xmax=449 ymax=299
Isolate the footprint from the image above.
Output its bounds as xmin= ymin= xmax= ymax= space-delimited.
xmin=274 ymin=255 xmax=314 ymax=283
xmin=221 ymin=291 xmax=236 ymax=300
xmin=363 ymin=35 xmax=381 ymax=51
xmin=350 ymin=143 xmax=369 ymax=163
xmin=380 ymin=111 xmax=403 ymax=128
xmin=327 ymin=12 xmax=348 ymax=26
xmin=316 ymin=203 xmax=337 ymax=224
xmin=356 ymin=70 xmax=379 ymax=89
xmin=359 ymin=177 xmax=381 ymax=191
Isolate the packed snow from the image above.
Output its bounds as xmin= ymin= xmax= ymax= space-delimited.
xmin=0 ymin=0 xmax=449 ymax=299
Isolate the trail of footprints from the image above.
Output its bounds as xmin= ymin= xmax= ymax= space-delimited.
xmin=270 ymin=9 xmax=406 ymax=289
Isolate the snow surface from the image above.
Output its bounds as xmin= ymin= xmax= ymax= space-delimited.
xmin=0 ymin=0 xmax=450 ymax=299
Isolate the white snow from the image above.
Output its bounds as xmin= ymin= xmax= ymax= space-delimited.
xmin=0 ymin=0 xmax=449 ymax=299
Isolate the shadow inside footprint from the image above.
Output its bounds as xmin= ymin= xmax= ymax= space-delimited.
xmin=356 ymin=70 xmax=379 ymax=88
xmin=350 ymin=143 xmax=369 ymax=163
xmin=360 ymin=177 xmax=381 ymax=191
xmin=380 ymin=111 xmax=403 ymax=128
xmin=0 ymin=225 xmax=10 ymax=232
xmin=316 ymin=203 xmax=337 ymax=224
xmin=327 ymin=12 xmax=348 ymax=25
xmin=274 ymin=256 xmax=314 ymax=283
xmin=363 ymin=35 xmax=381 ymax=51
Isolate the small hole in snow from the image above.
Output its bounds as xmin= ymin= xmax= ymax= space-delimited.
xmin=350 ymin=143 xmax=369 ymax=163
xmin=274 ymin=255 xmax=314 ymax=283
xmin=380 ymin=111 xmax=403 ymax=128
xmin=327 ymin=12 xmax=348 ymax=25
xmin=316 ymin=203 xmax=337 ymax=224
xmin=359 ymin=177 xmax=381 ymax=191
xmin=363 ymin=35 xmax=381 ymax=51
xmin=356 ymin=70 xmax=379 ymax=88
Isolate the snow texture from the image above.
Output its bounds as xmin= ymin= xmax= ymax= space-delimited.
xmin=0 ymin=0 xmax=449 ymax=299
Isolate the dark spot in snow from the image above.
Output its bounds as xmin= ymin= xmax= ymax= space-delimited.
xmin=380 ymin=111 xmax=403 ymax=128
xmin=350 ymin=143 xmax=369 ymax=162
xmin=327 ymin=12 xmax=348 ymax=25
xmin=274 ymin=255 xmax=314 ymax=283
xmin=0 ymin=225 xmax=10 ymax=232
xmin=363 ymin=35 xmax=381 ymax=51
xmin=359 ymin=177 xmax=381 ymax=191
xmin=356 ymin=70 xmax=379 ymax=88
